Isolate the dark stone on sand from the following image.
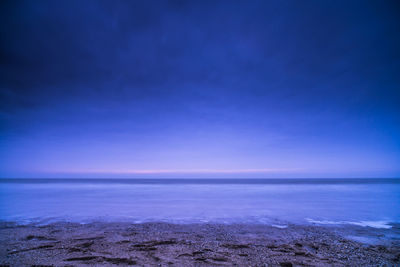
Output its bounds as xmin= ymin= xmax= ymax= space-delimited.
xmin=392 ymin=253 xmax=400 ymax=262
xmin=77 ymin=241 xmax=93 ymax=248
xmin=64 ymin=256 xmax=136 ymax=265
xmin=152 ymin=256 xmax=161 ymax=261
xmin=73 ymin=236 xmax=104 ymax=241
xmin=280 ymin=262 xmax=293 ymax=267
xmin=148 ymin=240 xmax=177 ymax=246
xmin=67 ymin=247 xmax=83 ymax=253
xmin=177 ymin=253 xmax=192 ymax=257
xmin=26 ymin=235 xmax=55 ymax=241
xmin=103 ymin=257 xmax=137 ymax=265
xmin=133 ymin=246 xmax=157 ymax=251
xmin=211 ymin=257 xmax=228 ymax=262
xmin=8 ymin=245 xmax=54 ymax=255
xmin=116 ymin=240 xmax=130 ymax=244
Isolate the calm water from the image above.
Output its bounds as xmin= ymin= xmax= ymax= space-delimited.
xmin=0 ymin=179 xmax=399 ymax=228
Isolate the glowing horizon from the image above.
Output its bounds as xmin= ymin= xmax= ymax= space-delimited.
xmin=55 ymin=168 xmax=304 ymax=174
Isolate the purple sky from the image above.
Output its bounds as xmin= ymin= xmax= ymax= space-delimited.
xmin=1 ymin=0 xmax=399 ymax=178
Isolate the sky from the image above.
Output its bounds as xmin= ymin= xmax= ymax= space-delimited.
xmin=0 ymin=0 xmax=399 ymax=178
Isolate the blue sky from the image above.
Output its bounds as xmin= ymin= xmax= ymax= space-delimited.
xmin=1 ymin=0 xmax=399 ymax=178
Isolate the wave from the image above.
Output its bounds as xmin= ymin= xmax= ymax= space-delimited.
xmin=306 ymin=218 xmax=392 ymax=229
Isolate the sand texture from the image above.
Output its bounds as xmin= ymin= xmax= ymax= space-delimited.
xmin=0 ymin=222 xmax=399 ymax=266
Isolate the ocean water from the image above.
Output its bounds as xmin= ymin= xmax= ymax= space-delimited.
xmin=0 ymin=179 xmax=399 ymax=228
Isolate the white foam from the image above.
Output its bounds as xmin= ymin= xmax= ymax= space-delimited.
xmin=306 ymin=218 xmax=392 ymax=229
xmin=271 ymin=224 xmax=288 ymax=229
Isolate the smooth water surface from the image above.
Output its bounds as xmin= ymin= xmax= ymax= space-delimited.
xmin=0 ymin=179 xmax=399 ymax=228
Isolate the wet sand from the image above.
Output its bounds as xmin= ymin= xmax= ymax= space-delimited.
xmin=0 ymin=222 xmax=399 ymax=266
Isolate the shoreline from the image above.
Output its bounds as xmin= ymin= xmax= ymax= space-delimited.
xmin=1 ymin=222 xmax=399 ymax=266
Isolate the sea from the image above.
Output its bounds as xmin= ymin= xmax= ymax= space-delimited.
xmin=0 ymin=178 xmax=399 ymax=229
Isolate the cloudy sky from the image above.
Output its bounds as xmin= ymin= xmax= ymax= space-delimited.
xmin=1 ymin=0 xmax=399 ymax=178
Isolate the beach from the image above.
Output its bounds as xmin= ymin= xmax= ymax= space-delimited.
xmin=2 ymin=0 xmax=399 ymax=265
xmin=1 ymin=222 xmax=399 ymax=266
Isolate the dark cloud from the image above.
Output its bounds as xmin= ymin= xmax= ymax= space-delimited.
xmin=1 ymin=0 xmax=399 ymax=177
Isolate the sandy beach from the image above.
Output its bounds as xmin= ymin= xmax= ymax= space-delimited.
xmin=2 ymin=0 xmax=400 ymax=266
xmin=0 ymin=222 xmax=399 ymax=266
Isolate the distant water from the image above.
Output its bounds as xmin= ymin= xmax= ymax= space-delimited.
xmin=0 ymin=179 xmax=399 ymax=228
